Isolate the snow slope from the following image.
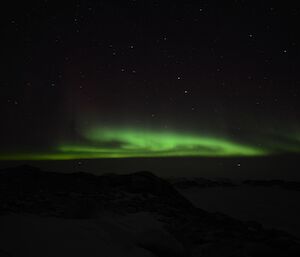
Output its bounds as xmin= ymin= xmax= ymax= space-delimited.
xmin=0 ymin=212 xmax=183 ymax=257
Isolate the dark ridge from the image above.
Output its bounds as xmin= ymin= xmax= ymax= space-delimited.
xmin=1 ymin=166 xmax=300 ymax=256
xmin=0 ymin=165 xmax=42 ymax=175
xmin=168 ymin=177 xmax=237 ymax=189
xmin=243 ymin=179 xmax=300 ymax=191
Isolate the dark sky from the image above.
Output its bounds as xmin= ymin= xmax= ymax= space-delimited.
xmin=0 ymin=1 xmax=299 ymax=161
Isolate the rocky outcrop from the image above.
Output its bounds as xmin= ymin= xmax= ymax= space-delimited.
xmin=0 ymin=165 xmax=299 ymax=257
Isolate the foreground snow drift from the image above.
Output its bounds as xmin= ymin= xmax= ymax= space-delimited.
xmin=0 ymin=212 xmax=183 ymax=257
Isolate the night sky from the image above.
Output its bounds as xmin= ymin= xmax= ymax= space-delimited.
xmin=1 ymin=1 xmax=299 ymax=162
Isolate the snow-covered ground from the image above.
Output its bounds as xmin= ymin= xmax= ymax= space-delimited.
xmin=0 ymin=212 xmax=183 ymax=257
xmin=179 ymin=186 xmax=300 ymax=237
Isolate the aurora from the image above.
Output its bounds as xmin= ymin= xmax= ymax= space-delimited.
xmin=0 ymin=127 xmax=270 ymax=160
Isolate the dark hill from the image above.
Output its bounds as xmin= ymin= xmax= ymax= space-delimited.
xmin=1 ymin=165 xmax=300 ymax=257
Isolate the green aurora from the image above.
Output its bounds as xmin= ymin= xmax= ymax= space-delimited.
xmin=0 ymin=127 xmax=273 ymax=160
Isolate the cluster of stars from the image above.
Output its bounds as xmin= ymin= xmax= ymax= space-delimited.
xmin=1 ymin=1 xmax=298 ymax=160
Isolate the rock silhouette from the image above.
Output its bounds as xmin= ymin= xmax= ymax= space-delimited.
xmin=0 ymin=165 xmax=299 ymax=257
